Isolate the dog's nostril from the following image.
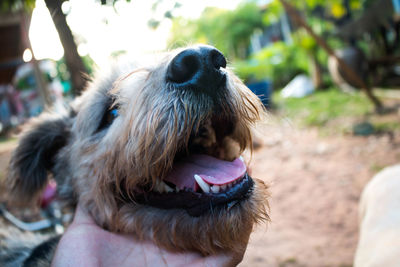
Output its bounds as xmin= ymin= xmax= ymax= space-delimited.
xmin=210 ymin=49 xmax=226 ymax=70
xmin=167 ymin=46 xmax=227 ymax=92
xmin=167 ymin=51 xmax=199 ymax=84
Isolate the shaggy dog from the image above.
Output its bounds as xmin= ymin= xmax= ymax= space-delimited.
xmin=2 ymin=45 xmax=269 ymax=265
xmin=354 ymin=165 xmax=400 ymax=267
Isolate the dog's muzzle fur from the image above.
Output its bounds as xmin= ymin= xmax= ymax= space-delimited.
xmin=6 ymin=45 xmax=269 ymax=258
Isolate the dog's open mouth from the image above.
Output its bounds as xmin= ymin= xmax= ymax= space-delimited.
xmin=129 ymin=66 xmax=256 ymax=216
xmin=134 ymin=153 xmax=254 ymax=217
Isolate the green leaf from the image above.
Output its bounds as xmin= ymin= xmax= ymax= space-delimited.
xmin=148 ymin=18 xmax=160 ymax=29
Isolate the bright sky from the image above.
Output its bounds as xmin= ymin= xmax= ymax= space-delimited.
xmin=29 ymin=0 xmax=242 ymax=67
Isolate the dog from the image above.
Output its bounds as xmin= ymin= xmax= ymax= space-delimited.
xmin=2 ymin=45 xmax=269 ymax=266
xmin=354 ymin=164 xmax=400 ymax=267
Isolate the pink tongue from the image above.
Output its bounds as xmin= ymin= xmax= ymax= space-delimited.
xmin=164 ymin=154 xmax=246 ymax=190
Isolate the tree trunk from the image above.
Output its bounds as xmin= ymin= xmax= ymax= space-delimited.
xmin=280 ymin=0 xmax=383 ymax=112
xmin=309 ymin=53 xmax=322 ymax=89
xmin=21 ymin=12 xmax=53 ymax=109
xmin=44 ymin=0 xmax=88 ymax=96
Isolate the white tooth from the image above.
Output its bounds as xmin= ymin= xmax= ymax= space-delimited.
xmin=155 ymin=180 xmax=164 ymax=193
xmin=221 ymin=184 xmax=227 ymax=190
xmin=211 ymin=185 xmax=220 ymax=193
xmin=163 ymin=182 xmax=174 ymax=193
xmin=194 ymin=174 xmax=210 ymax=193
xmin=159 ymin=183 xmax=166 ymax=193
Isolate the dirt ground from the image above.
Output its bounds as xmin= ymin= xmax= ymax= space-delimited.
xmin=241 ymin=124 xmax=400 ymax=267
xmin=1 ymin=121 xmax=400 ymax=267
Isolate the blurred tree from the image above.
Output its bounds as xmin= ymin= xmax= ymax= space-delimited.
xmin=168 ymin=2 xmax=263 ymax=60
xmin=0 ymin=0 xmax=35 ymax=11
xmin=234 ymin=41 xmax=309 ymax=87
xmin=263 ymin=0 xmax=351 ymax=90
xmin=2 ymin=0 xmax=179 ymax=96
xmin=43 ymin=0 xmax=88 ymax=96
xmin=1 ymin=0 xmax=88 ymax=96
xmin=1 ymin=0 xmax=53 ymax=107
xmin=229 ymin=0 xmax=382 ymax=110
xmin=147 ymin=1 xmax=181 ymax=29
xmin=279 ymin=0 xmax=382 ymax=110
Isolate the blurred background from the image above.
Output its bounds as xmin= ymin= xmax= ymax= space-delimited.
xmin=0 ymin=0 xmax=399 ymax=266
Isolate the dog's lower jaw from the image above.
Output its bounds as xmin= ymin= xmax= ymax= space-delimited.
xmin=87 ymin=178 xmax=268 ymax=256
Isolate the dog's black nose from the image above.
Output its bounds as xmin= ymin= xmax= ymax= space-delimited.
xmin=167 ymin=45 xmax=227 ymax=93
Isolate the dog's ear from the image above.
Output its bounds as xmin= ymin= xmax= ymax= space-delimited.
xmin=7 ymin=114 xmax=72 ymax=205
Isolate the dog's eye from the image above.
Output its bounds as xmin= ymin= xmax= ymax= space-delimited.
xmin=97 ymin=106 xmax=119 ymax=132
xmin=110 ymin=108 xmax=118 ymax=118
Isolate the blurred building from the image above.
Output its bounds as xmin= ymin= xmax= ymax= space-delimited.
xmin=0 ymin=11 xmax=63 ymax=134
xmin=0 ymin=11 xmax=27 ymax=132
xmin=0 ymin=11 xmax=26 ymax=86
xmin=250 ymin=4 xmax=293 ymax=55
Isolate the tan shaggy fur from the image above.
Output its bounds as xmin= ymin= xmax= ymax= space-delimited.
xmin=6 ymin=45 xmax=269 ymax=260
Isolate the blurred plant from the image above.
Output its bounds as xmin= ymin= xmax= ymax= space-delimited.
xmin=280 ymin=0 xmax=382 ymax=110
xmin=168 ymin=2 xmax=263 ymax=60
xmin=268 ymin=0 xmax=364 ymax=21
xmin=262 ymin=0 xmax=358 ymax=89
xmin=44 ymin=0 xmax=89 ymax=96
xmin=168 ymin=0 xmax=368 ymax=88
xmin=1 ymin=0 xmax=182 ymax=96
xmin=0 ymin=0 xmax=35 ymax=11
xmin=233 ymin=41 xmax=309 ymax=87
xmin=261 ymin=0 xmax=385 ymax=96
xmin=274 ymin=87 xmax=373 ymax=128
xmin=147 ymin=1 xmax=182 ymax=29
xmin=1 ymin=0 xmax=88 ymax=96
xmin=97 ymin=0 xmax=131 ymax=5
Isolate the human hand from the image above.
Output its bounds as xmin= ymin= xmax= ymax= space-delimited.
xmin=52 ymin=205 xmax=245 ymax=267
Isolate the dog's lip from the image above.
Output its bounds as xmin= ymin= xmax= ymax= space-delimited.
xmin=164 ymin=154 xmax=247 ymax=191
xmin=134 ymin=173 xmax=254 ymax=217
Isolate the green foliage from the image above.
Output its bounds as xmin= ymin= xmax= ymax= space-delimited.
xmin=293 ymin=30 xmax=317 ymax=52
xmin=264 ymin=0 xmax=364 ymax=25
xmin=372 ymin=121 xmax=400 ymax=133
xmin=257 ymin=0 xmax=356 ymax=89
xmin=233 ymin=42 xmax=309 ymax=87
xmin=97 ymin=0 xmax=179 ymax=29
xmin=0 ymin=0 xmax=35 ymax=12
xmin=168 ymin=17 xmax=199 ymax=48
xmin=56 ymin=54 xmax=95 ymax=94
xmin=262 ymin=0 xmax=283 ymax=25
xmin=274 ymin=88 xmax=373 ymax=127
xmin=168 ymin=2 xmax=263 ymax=60
xmin=98 ymin=0 xmax=131 ymax=5
xmin=81 ymin=54 xmax=96 ymax=75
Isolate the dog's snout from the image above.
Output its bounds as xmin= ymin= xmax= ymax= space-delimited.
xmin=167 ymin=46 xmax=227 ymax=92
xmin=209 ymin=48 xmax=227 ymax=70
xmin=167 ymin=50 xmax=200 ymax=84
